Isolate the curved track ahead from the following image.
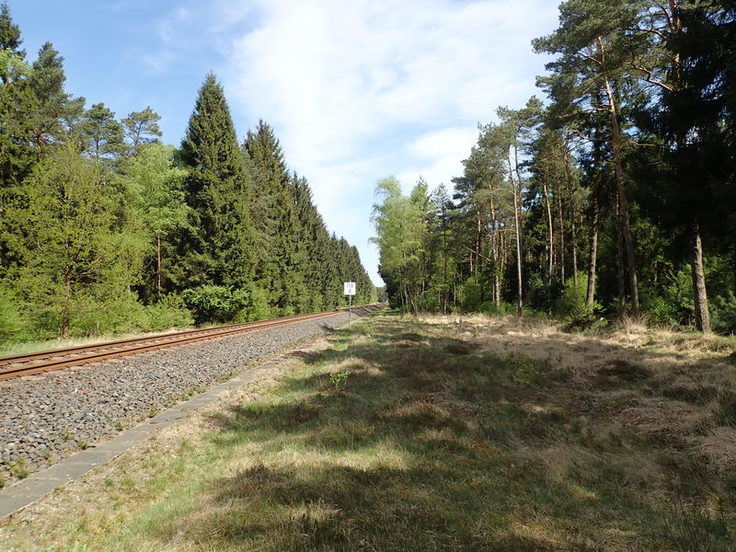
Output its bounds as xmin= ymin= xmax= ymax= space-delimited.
xmin=0 ymin=305 xmax=382 ymax=381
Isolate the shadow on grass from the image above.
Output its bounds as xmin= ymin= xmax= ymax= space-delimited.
xmin=157 ymin=317 xmax=735 ymax=551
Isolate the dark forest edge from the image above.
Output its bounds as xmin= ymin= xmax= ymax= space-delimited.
xmin=0 ymin=3 xmax=375 ymax=347
xmin=373 ymin=0 xmax=735 ymax=335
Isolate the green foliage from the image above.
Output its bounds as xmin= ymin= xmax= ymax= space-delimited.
xmin=526 ymin=273 xmax=563 ymax=314
xmin=482 ymin=301 xmax=515 ymax=316
xmin=1 ymin=7 xmax=375 ymax=346
xmin=28 ymin=41 xmax=84 ymax=151
xmin=458 ymin=275 xmax=483 ymax=312
xmin=554 ymin=276 xmax=594 ymax=321
xmin=117 ymin=142 xmax=189 ymax=301
xmin=0 ymin=2 xmax=23 ymax=54
xmin=644 ymin=269 xmax=694 ymax=327
xmin=0 ymin=284 xmax=28 ymax=343
xmin=80 ymin=102 xmax=125 ymax=161
xmin=244 ymin=286 xmax=274 ymax=322
xmin=329 ymin=370 xmax=350 ymax=389
xmin=180 ymin=73 xmax=255 ymax=291
xmin=370 ymin=1 xmax=735 ymax=337
xmin=122 ymin=106 xmax=162 ymax=151
xmin=371 ymin=177 xmax=430 ymax=313
xmin=712 ymin=293 xmax=736 ymax=335
xmin=182 ymin=285 xmax=249 ymax=325
xmin=0 ymin=46 xmax=27 ymax=80
xmin=0 ymin=46 xmax=35 ymax=193
xmin=143 ymin=294 xmax=193 ymax=331
xmin=4 ymin=145 xmax=146 ymax=338
xmin=71 ymin=293 xmax=148 ymax=336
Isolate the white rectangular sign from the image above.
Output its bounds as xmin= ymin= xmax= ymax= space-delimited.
xmin=343 ymin=281 xmax=356 ymax=296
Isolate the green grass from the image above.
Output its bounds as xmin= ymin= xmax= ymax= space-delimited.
xmin=1 ymin=315 xmax=735 ymax=551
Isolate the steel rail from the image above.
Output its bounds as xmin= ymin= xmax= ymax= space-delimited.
xmin=0 ymin=305 xmax=382 ymax=381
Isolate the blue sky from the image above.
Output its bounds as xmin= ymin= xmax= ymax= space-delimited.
xmin=9 ymin=0 xmax=559 ymax=287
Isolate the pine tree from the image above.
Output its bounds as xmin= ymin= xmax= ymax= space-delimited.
xmin=534 ymin=0 xmax=642 ymax=316
xmin=80 ymin=102 xmax=125 ymax=162
xmin=28 ymin=42 xmax=85 ymax=152
xmin=122 ymin=106 xmax=162 ymax=153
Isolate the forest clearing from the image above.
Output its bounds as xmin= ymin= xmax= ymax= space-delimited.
xmin=1 ymin=313 xmax=734 ymax=551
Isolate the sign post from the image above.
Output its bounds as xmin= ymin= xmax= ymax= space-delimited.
xmin=343 ymin=281 xmax=356 ymax=325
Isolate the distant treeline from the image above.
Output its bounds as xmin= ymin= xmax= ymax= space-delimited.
xmin=373 ymin=0 xmax=735 ymax=333
xmin=0 ymin=3 xmax=374 ymax=342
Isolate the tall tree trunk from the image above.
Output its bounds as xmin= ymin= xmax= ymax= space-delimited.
xmin=61 ymin=270 xmax=72 ymax=338
xmin=557 ymin=191 xmax=565 ymax=283
xmin=156 ymin=234 xmax=163 ymax=300
xmin=586 ymin=195 xmax=599 ymax=306
xmin=571 ymin=217 xmax=578 ymax=285
xmin=498 ymin=231 xmax=506 ymax=306
xmin=602 ymin=68 xmax=640 ymax=316
xmin=442 ymin=221 xmax=448 ymax=315
xmin=542 ymin=181 xmax=554 ymax=285
xmin=616 ymin=193 xmax=626 ymax=315
xmin=732 ymin=244 xmax=736 ymax=295
xmin=691 ymin=223 xmax=711 ymax=332
xmin=473 ymin=210 xmax=482 ymax=275
xmin=507 ymin=149 xmax=523 ymax=316
xmin=563 ymin=146 xmax=578 ymax=284
xmin=489 ymin=195 xmax=501 ymax=307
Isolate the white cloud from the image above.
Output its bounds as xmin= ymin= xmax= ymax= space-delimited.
xmin=149 ymin=0 xmax=559 ymax=284
xmin=397 ymin=127 xmax=481 ymax=190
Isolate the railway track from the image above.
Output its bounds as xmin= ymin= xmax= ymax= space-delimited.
xmin=0 ymin=305 xmax=382 ymax=382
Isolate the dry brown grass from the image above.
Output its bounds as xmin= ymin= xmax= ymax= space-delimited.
xmin=1 ymin=314 xmax=735 ymax=551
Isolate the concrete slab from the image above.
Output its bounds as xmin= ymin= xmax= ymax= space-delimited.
xmin=0 ymin=361 xmax=283 ymax=519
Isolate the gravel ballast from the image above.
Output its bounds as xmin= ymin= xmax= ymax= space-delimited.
xmin=0 ymin=312 xmax=356 ymax=482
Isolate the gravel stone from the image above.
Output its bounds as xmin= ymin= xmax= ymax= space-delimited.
xmin=0 ymin=312 xmax=356 ymax=481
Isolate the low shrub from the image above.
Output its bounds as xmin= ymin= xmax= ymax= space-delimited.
xmin=182 ymin=285 xmax=249 ymax=325
xmin=712 ymin=292 xmax=736 ymax=335
xmin=143 ymin=294 xmax=194 ymax=330
xmin=554 ymin=275 xmax=594 ymax=321
xmin=244 ymin=286 xmax=273 ymax=322
xmin=643 ymin=268 xmax=694 ymax=327
xmin=71 ymin=293 xmax=149 ymax=336
xmin=0 ymin=284 xmax=31 ymax=344
xmin=458 ymin=275 xmax=483 ymax=312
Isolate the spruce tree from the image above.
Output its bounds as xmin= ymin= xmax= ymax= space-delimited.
xmin=0 ymin=3 xmax=34 ymax=273
xmin=0 ymin=2 xmax=22 ymax=59
xmin=179 ymin=73 xmax=254 ymax=291
xmin=0 ymin=1 xmax=32 ymax=187
xmin=242 ymin=120 xmax=292 ymax=311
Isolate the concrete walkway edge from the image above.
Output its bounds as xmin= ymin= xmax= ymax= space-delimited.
xmin=0 ymin=359 xmax=280 ymax=520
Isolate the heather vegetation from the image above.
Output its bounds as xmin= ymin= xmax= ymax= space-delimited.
xmin=373 ymin=0 xmax=735 ymax=334
xmin=0 ymin=4 xmax=374 ymax=346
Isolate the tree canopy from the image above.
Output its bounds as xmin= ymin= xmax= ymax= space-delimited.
xmin=0 ymin=4 xmax=375 ymax=342
xmin=373 ymin=0 xmax=735 ymax=333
